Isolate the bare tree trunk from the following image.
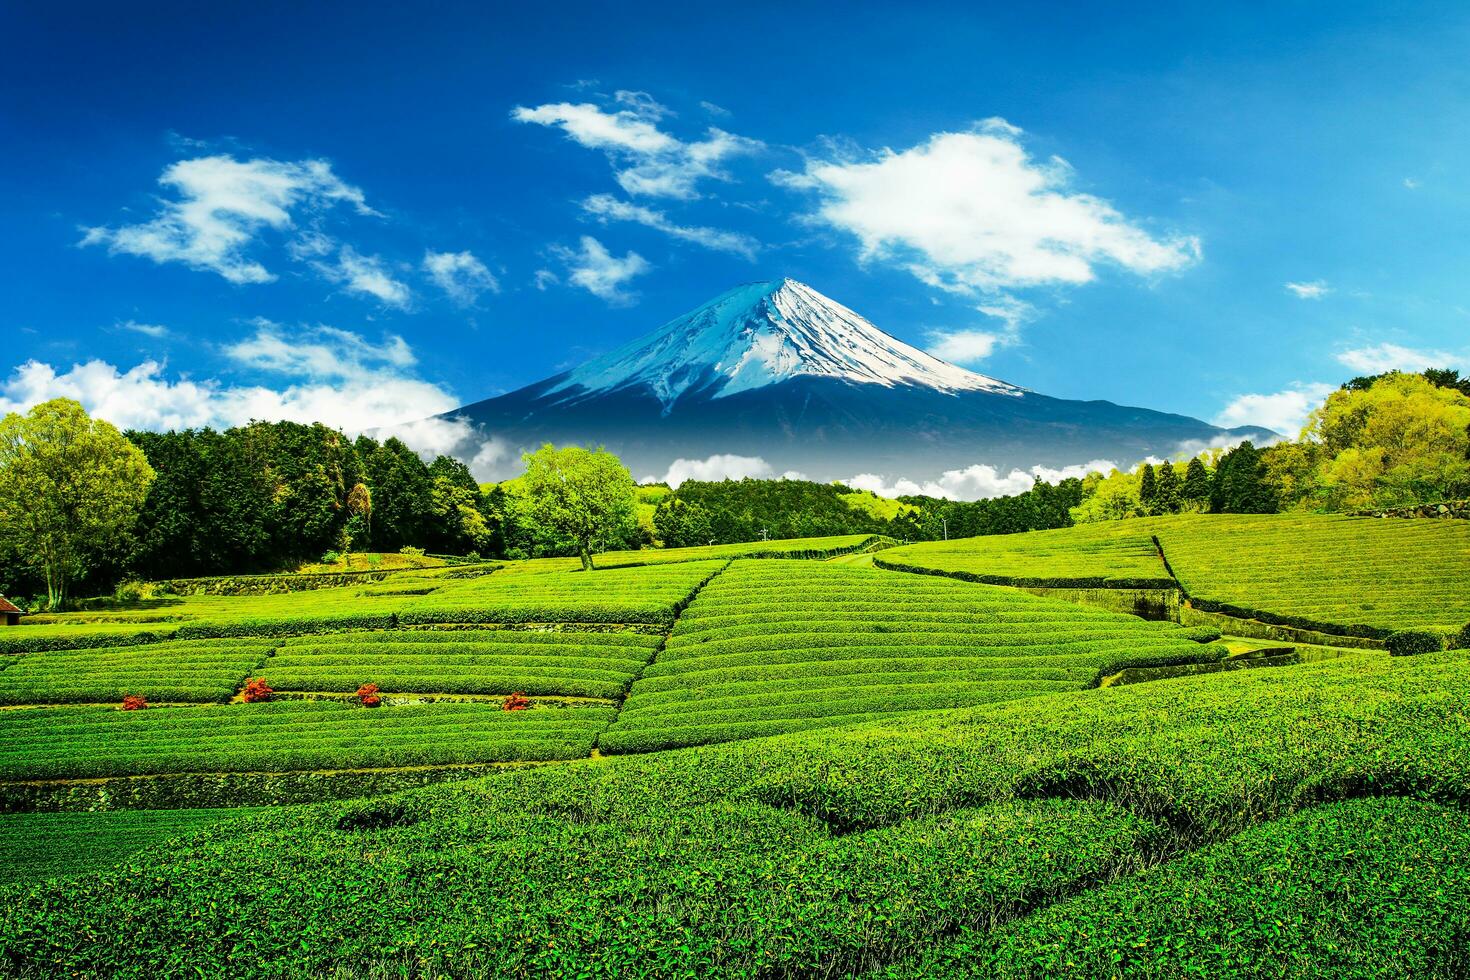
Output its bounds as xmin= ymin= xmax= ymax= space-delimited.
xmin=580 ymin=542 xmax=594 ymax=571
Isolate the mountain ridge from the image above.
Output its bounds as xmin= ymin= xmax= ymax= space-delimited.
xmin=444 ymin=279 xmax=1273 ymax=483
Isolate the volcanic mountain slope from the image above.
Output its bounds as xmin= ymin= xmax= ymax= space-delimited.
xmin=449 ymin=279 xmax=1271 ymax=481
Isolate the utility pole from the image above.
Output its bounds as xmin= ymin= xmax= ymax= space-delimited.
xmin=760 ymin=527 xmax=769 ymax=542
xmin=941 ymin=517 xmax=948 ymax=541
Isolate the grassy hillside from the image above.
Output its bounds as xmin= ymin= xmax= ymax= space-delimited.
xmin=2 ymin=648 xmax=1467 ymax=976
xmin=879 ymin=513 xmax=1470 ymax=636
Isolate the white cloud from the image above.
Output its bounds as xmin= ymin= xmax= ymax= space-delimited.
xmin=533 ymin=269 xmax=559 ymax=290
xmin=925 ymin=329 xmax=1005 ymax=365
xmin=513 ymin=97 xmax=762 ymax=199
xmin=424 ymin=249 xmax=500 ymax=304
xmin=651 ymin=453 xmax=774 ymax=487
xmin=1403 ymin=177 xmax=1420 ymax=190
xmin=700 ymin=101 xmax=731 ymax=117
xmin=1285 ymin=280 xmax=1329 ymax=299
xmin=581 ymin=194 xmax=759 ymax=259
xmin=1336 ymin=342 xmax=1462 ymax=375
xmin=224 ymin=320 xmax=416 ymax=378
xmin=771 ymin=120 xmax=1198 ymax=296
xmin=118 ymin=320 xmax=169 ymax=338
xmin=548 ymin=235 xmax=650 ymax=305
xmin=845 ymin=458 xmax=1117 ymax=502
xmin=80 ymin=154 xmax=374 ymax=284
xmin=0 ymin=324 xmax=522 ymax=467
xmin=1212 ymin=382 xmax=1335 ymax=437
xmin=313 ymin=246 xmax=411 ymax=308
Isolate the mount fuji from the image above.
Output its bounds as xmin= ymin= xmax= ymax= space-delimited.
xmin=448 ymin=279 xmax=1272 ymax=483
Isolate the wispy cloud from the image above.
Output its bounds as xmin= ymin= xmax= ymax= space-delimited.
xmin=423 ymin=249 xmax=500 ymax=305
xmin=117 ymin=320 xmax=169 ymax=338
xmin=309 ymin=246 xmax=411 ymax=308
xmin=80 ymin=154 xmax=375 ymax=284
xmin=1285 ymin=280 xmax=1329 ymax=299
xmin=513 ymin=94 xmax=762 ymax=199
xmin=1336 ymin=342 xmax=1462 ymax=374
xmin=1212 ymin=382 xmax=1335 ymax=436
xmin=771 ymin=118 xmax=1198 ymax=299
xmin=548 ymin=235 xmax=650 ymax=305
xmin=580 ymin=194 xmax=759 ymax=259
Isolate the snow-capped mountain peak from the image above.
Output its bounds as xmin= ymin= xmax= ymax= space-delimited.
xmin=547 ymin=278 xmax=1022 ymax=410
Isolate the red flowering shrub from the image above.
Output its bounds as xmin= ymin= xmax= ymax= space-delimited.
xmin=357 ymin=683 xmax=382 ymax=708
xmin=502 ymin=691 xmax=531 ymax=711
xmin=241 ymin=677 xmax=274 ymax=703
xmin=120 ymin=694 xmax=148 ymax=711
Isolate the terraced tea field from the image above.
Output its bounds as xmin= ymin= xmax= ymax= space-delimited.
xmin=602 ymin=560 xmax=1224 ymax=752
xmin=880 ymin=513 xmax=1470 ymax=638
xmin=4 ymin=646 xmax=1468 ymax=977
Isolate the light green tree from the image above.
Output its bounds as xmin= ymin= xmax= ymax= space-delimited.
xmin=520 ymin=444 xmax=636 ymax=570
xmin=0 ymin=399 xmax=155 ymax=608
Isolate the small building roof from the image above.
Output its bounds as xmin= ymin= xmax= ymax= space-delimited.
xmin=0 ymin=597 xmax=22 ymax=615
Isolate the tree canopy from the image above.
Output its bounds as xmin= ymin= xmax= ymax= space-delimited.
xmin=0 ymin=399 xmax=155 ymax=608
xmin=520 ymin=444 xmax=637 ymax=570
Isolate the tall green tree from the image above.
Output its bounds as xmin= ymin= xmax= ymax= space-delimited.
xmin=1212 ymin=442 xmax=1278 ymax=514
xmin=521 ymin=444 xmax=636 ymax=570
xmin=1138 ymin=463 xmax=1159 ymax=514
xmin=1155 ymin=462 xmax=1182 ymax=514
xmin=0 ymin=399 xmax=154 ymax=608
xmin=1182 ymin=457 xmax=1212 ymax=510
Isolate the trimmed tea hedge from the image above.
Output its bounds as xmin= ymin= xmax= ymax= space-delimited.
xmin=0 ymin=639 xmax=276 ymax=705
xmin=878 ymin=523 xmax=1172 ymax=588
xmin=265 ymin=630 xmax=662 ymax=698
xmin=4 ymin=649 xmax=1469 ymax=976
xmin=899 ymin=797 xmax=1470 ymax=979
xmin=600 ymin=560 xmax=1223 ymax=752
xmin=397 ymin=560 xmax=724 ymax=626
xmin=0 ymin=809 xmax=262 ymax=883
xmin=0 ymin=701 xmax=615 ymax=780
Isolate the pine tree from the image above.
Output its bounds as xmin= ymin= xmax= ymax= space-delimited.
xmin=1155 ymin=462 xmax=1182 ymax=514
xmin=1182 ymin=457 xmax=1211 ymax=510
xmin=1212 ymin=442 xmax=1278 ymax=514
xmin=1138 ymin=463 xmax=1158 ymax=515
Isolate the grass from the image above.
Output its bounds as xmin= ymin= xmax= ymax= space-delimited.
xmin=2 ymin=647 xmax=1467 ymax=976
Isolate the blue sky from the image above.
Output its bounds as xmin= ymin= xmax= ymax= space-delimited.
xmin=4 ymin=1 xmax=1469 ymax=475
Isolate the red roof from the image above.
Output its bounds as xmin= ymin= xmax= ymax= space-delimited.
xmin=0 ymin=597 xmax=21 ymax=615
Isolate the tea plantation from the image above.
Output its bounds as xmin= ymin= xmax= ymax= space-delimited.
xmin=880 ymin=513 xmax=1470 ymax=638
xmin=1 ymin=519 xmax=1468 ymax=976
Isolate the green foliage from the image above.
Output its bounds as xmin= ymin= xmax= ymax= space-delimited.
xmin=652 ymin=497 xmax=713 ymax=548
xmin=600 ymin=560 xmax=1221 ymax=752
xmin=0 ymin=639 xmax=274 ymax=705
xmin=1273 ymin=370 xmax=1470 ymax=510
xmin=4 ymin=650 xmax=1470 ymax=974
xmin=520 ymin=444 xmax=637 ymax=570
xmin=901 ymin=798 xmax=1470 ymax=979
xmin=0 ymin=398 xmax=155 ymax=607
xmin=1211 ymin=441 xmax=1278 ymax=513
xmin=880 ymin=523 xmax=1173 ymax=588
xmin=1386 ymin=628 xmax=1450 ymax=657
xmin=0 ymin=701 xmax=614 ymax=780
xmin=0 ymin=809 xmax=262 ymax=884
xmin=1182 ymin=456 xmax=1211 ymax=507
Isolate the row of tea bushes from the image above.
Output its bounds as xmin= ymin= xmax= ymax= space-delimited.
xmin=877 ymin=523 xmax=1172 ymax=588
xmin=600 ymin=561 xmax=1224 ymax=752
xmin=266 ymin=630 xmax=663 ymax=698
xmin=0 ymin=808 xmax=261 ymax=883
xmin=396 ymin=560 xmax=726 ymax=626
xmin=0 ymin=639 xmax=276 ymax=706
xmin=879 ymin=513 xmax=1470 ymax=638
xmin=6 ymin=649 xmax=1468 ymax=976
xmin=0 ymin=701 xmax=615 ymax=781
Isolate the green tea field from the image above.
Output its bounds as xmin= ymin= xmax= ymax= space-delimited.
xmin=1 ymin=518 xmax=1468 ymax=977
